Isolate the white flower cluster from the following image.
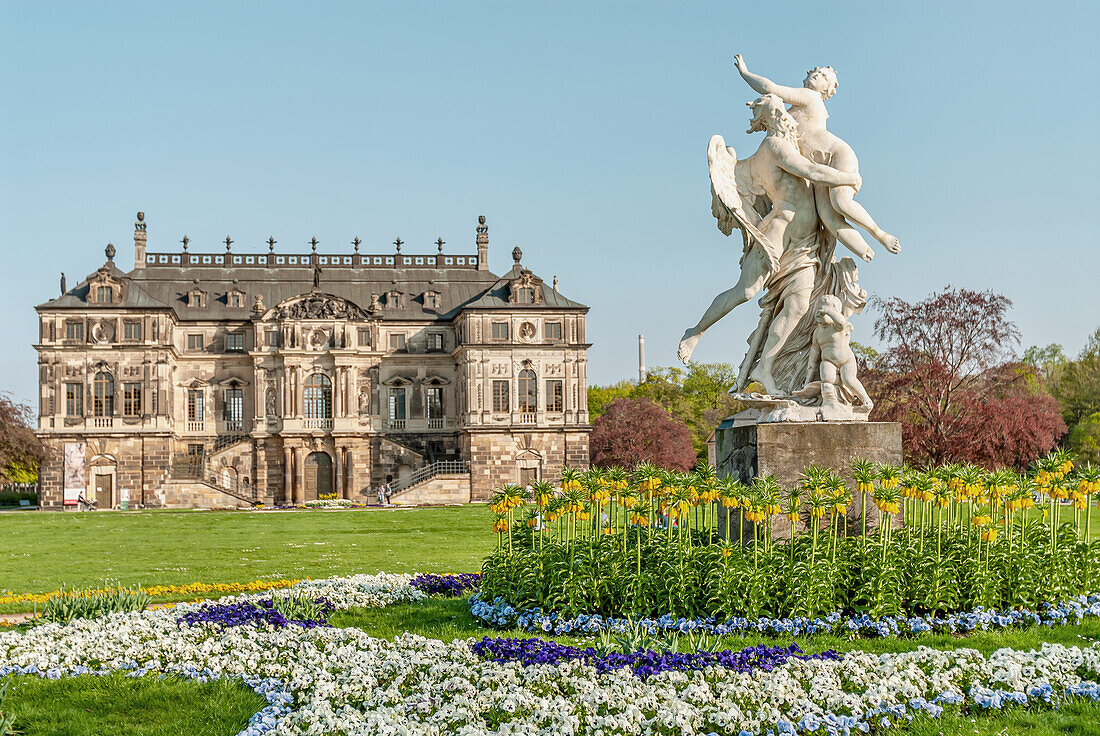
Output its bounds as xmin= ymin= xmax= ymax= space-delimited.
xmin=287 ymin=573 xmax=426 ymax=609
xmin=2 ymin=577 xmax=1099 ymax=736
xmin=302 ymin=499 xmax=360 ymax=509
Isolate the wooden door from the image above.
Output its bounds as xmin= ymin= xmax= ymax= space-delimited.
xmin=94 ymin=474 xmax=112 ymax=508
xmin=304 ymin=452 xmax=332 ymax=501
xmin=519 ymin=466 xmax=538 ymax=486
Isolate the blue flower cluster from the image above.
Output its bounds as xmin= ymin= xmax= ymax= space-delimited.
xmin=0 ymin=663 xmax=292 ymax=736
xmin=470 ymin=636 xmax=839 ymax=679
xmin=177 ymin=598 xmax=333 ymax=629
xmin=409 ymin=572 xmax=480 ymax=598
xmin=469 ymin=593 xmax=1100 ymax=640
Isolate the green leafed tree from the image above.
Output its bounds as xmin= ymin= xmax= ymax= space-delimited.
xmin=1027 ymin=328 xmax=1100 ymax=463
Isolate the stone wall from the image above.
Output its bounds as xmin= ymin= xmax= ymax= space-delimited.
xmin=390 ymin=473 xmax=471 ymax=506
xmin=160 ymin=479 xmax=254 ymax=509
xmin=463 ymin=428 xmax=590 ymax=500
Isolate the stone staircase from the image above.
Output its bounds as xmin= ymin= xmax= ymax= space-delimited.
xmin=389 ymin=460 xmax=471 ymax=505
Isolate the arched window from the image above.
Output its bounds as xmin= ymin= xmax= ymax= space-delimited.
xmin=517 ymin=369 xmax=537 ymax=413
xmin=92 ymin=372 xmax=114 ymax=417
xmin=304 ymin=373 xmax=332 ymax=419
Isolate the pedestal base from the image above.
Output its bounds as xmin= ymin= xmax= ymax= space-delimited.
xmin=716 ymin=419 xmax=902 ymax=541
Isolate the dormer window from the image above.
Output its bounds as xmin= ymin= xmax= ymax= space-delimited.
xmin=187 ymin=289 xmax=206 ymax=308
xmin=96 ymin=286 xmax=114 ymax=303
xmin=386 ymin=291 xmax=403 ymax=309
xmin=508 ymin=269 xmax=544 ymax=304
xmin=227 ymin=290 xmax=244 ymax=308
xmin=423 ymin=291 xmax=440 ymax=309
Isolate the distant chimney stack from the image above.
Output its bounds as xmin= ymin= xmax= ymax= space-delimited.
xmin=476 ymin=215 xmax=489 ymax=271
xmin=638 ymin=334 xmax=647 ymax=383
xmin=133 ymin=211 xmax=147 ymax=270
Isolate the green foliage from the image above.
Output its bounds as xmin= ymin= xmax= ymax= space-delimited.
xmin=1028 ymin=327 xmax=1100 ymax=462
xmin=588 ymin=362 xmax=741 ymax=457
xmin=481 ymin=521 xmax=1096 ymax=620
xmin=0 ymin=489 xmax=36 ymax=507
xmin=271 ymin=592 xmax=327 ymax=621
xmin=0 ymin=681 xmax=15 ymax=736
xmin=4 ymin=463 xmax=37 ymax=484
xmin=36 ymin=586 xmax=152 ymax=625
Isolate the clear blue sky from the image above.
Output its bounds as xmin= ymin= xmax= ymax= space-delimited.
xmin=2 ymin=1 xmax=1098 ymax=404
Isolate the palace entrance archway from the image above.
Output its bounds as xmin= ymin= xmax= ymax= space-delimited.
xmin=304 ymin=451 xmax=333 ymax=501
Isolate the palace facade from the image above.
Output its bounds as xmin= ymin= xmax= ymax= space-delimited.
xmin=35 ymin=214 xmax=591 ymax=509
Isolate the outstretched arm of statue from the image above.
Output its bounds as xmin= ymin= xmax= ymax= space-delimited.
xmin=772 ymin=140 xmax=861 ymax=189
xmin=734 ymin=54 xmax=818 ymax=107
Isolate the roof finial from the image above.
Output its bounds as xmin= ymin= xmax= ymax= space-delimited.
xmin=267 ymin=236 xmax=276 ymax=252
xmin=105 ymin=243 xmax=116 ymax=261
xmin=512 ymin=246 xmax=522 ymax=265
xmin=435 ymin=237 xmax=445 ymax=253
xmin=135 ymin=211 xmax=146 ymax=232
xmin=181 ymin=235 xmax=189 ymax=251
xmin=352 ymin=237 xmax=361 ymax=253
xmin=224 ymin=235 xmax=233 ymax=251
xmin=310 ymin=237 xmax=318 ymax=252
xmin=553 ymin=275 xmax=558 ymax=291
xmin=393 ymin=237 xmax=403 ymax=253
xmin=476 ymin=215 xmax=489 ymax=271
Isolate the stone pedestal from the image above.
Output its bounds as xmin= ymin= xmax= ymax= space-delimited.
xmin=716 ymin=419 xmax=902 ymax=541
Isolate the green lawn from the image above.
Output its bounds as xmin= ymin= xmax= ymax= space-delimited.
xmin=1 ymin=672 xmax=265 ymax=736
xmin=0 ymin=506 xmax=494 ymax=607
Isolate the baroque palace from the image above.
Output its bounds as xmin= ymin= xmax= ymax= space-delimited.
xmin=35 ymin=213 xmax=591 ymax=509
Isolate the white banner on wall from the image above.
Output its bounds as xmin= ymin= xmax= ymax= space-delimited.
xmin=62 ymin=442 xmax=86 ymax=506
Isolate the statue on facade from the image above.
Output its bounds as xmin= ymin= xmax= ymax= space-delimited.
xmin=265 ymin=385 xmax=278 ymax=418
xmin=677 ymin=55 xmax=898 ymax=422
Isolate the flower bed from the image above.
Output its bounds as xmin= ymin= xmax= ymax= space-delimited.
xmin=409 ymin=572 xmax=480 ymax=597
xmin=4 ymin=574 xmax=1100 ymax=735
xmin=470 ymin=592 xmax=1100 ymax=639
xmin=0 ymin=578 xmax=303 ymax=607
xmin=470 ymin=637 xmax=839 ymax=678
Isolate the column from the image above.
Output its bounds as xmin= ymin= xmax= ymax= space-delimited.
xmin=293 ymin=447 xmax=304 ymax=504
xmin=335 ymin=446 xmax=344 ymax=498
xmin=343 ymin=448 xmax=352 ymax=500
xmin=333 ymin=367 xmax=342 ymax=418
xmin=283 ymin=446 xmax=292 ymax=504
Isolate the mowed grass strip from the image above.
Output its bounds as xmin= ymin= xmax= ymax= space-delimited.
xmin=1 ymin=672 xmax=266 ymax=736
xmin=0 ymin=505 xmax=494 ymax=606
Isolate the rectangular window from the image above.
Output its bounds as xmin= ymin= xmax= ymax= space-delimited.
xmin=228 ymin=292 xmax=242 ymax=308
xmin=427 ymin=333 xmax=444 ymax=352
xmin=187 ymin=334 xmax=204 ymax=351
xmin=357 ymin=328 xmax=371 ymax=347
xmin=546 ymin=380 xmax=564 ymax=412
xmin=65 ymin=321 xmax=84 ymax=341
xmin=265 ymin=329 xmax=280 ymax=348
xmin=544 ymin=321 xmax=563 ymax=341
xmin=123 ymin=382 xmax=142 ymax=417
xmin=187 ymin=444 xmax=204 ymax=457
xmin=123 ymin=321 xmax=142 ymax=342
xmin=65 ymin=383 xmax=83 ymax=417
xmin=491 ymin=322 xmax=509 ymax=340
xmin=96 ymin=285 xmax=113 ymax=303
xmin=225 ymin=333 xmax=244 ymax=352
xmin=426 ymin=387 xmax=443 ymax=419
xmin=492 ymin=380 xmax=510 ymax=413
xmin=49 ymin=321 xmax=56 ymax=342
xmin=389 ymin=333 xmax=406 ymax=351
xmin=224 ymin=388 xmax=243 ymax=422
xmin=187 ymin=389 xmax=204 ymax=422
xmin=388 ymin=388 xmax=407 ymax=420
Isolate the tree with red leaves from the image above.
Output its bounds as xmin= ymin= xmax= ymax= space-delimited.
xmin=589 ymin=398 xmax=698 ymax=472
xmin=0 ymin=393 xmax=47 ymax=482
xmin=866 ymin=288 xmax=1065 ymax=469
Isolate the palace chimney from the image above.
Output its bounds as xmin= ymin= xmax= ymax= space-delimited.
xmin=638 ymin=334 xmax=647 ymax=383
xmin=476 ymin=215 xmax=489 ymax=271
xmin=133 ymin=211 xmax=147 ymax=270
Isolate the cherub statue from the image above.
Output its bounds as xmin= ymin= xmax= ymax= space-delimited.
xmin=803 ymin=294 xmax=873 ymax=411
xmin=733 ymin=54 xmax=900 ymax=262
